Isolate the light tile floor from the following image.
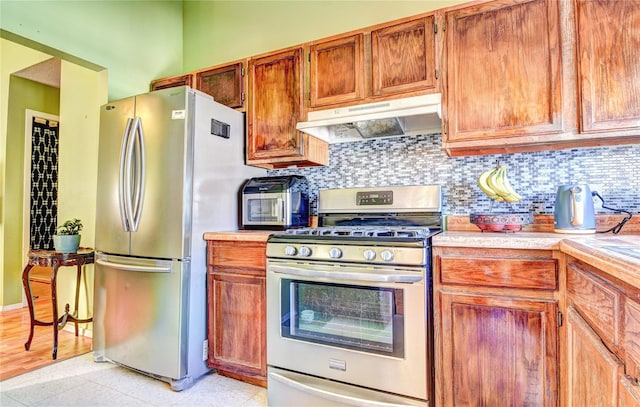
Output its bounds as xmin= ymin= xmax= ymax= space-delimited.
xmin=0 ymin=353 xmax=267 ymax=406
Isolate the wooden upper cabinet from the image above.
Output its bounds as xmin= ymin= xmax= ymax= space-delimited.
xmin=444 ymin=0 xmax=564 ymax=143
xmin=195 ymin=62 xmax=244 ymax=109
xmin=310 ymin=34 xmax=364 ymax=107
xmin=150 ymin=74 xmax=193 ymax=91
xmin=150 ymin=63 xmax=244 ymax=110
xmin=371 ymin=16 xmax=436 ymax=97
xmin=576 ymin=0 xmax=640 ymax=133
xmin=308 ymin=15 xmax=437 ymax=110
xmin=247 ymin=47 xmax=328 ymax=168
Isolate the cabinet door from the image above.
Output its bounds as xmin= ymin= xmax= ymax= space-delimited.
xmin=567 ymin=260 xmax=622 ymax=349
xmin=196 ymin=62 xmax=244 ymax=109
xmin=438 ymin=291 xmax=558 ymax=406
xmin=576 ymin=0 xmax=640 ymax=133
xmin=310 ymin=34 xmax=364 ymax=107
xmin=567 ymin=307 xmax=624 ymax=407
xmin=208 ymin=272 xmax=266 ymax=381
xmin=625 ymin=298 xmax=640 ymax=379
xmin=371 ymin=16 xmax=436 ymax=97
xmin=444 ymin=0 xmax=564 ymax=142
xmin=247 ymin=48 xmax=305 ymax=161
xmin=150 ymin=74 xmax=193 ymax=91
xmin=619 ymin=374 xmax=640 ymax=407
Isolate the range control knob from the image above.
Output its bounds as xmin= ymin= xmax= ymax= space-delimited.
xmin=299 ymin=246 xmax=312 ymax=257
xmin=284 ymin=246 xmax=297 ymax=256
xmin=363 ymin=249 xmax=376 ymax=261
xmin=329 ymin=247 xmax=343 ymax=259
xmin=380 ymin=249 xmax=395 ymax=262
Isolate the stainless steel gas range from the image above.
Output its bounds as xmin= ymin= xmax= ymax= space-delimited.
xmin=266 ymin=185 xmax=442 ymax=407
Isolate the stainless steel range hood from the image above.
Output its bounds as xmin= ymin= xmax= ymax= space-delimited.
xmin=296 ymin=93 xmax=442 ymax=143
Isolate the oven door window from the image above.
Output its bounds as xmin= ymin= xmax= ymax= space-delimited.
xmin=280 ymin=280 xmax=404 ymax=358
xmin=247 ymin=197 xmax=282 ymax=222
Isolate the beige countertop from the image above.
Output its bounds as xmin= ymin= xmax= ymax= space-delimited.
xmin=560 ymin=235 xmax=640 ymax=289
xmin=433 ymin=231 xmax=569 ymax=250
xmin=203 ymin=229 xmax=640 ymax=288
xmin=203 ymin=230 xmax=275 ymax=242
xmin=434 ymin=230 xmax=640 ymax=289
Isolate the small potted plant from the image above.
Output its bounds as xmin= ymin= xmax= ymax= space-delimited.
xmin=52 ymin=218 xmax=83 ymax=253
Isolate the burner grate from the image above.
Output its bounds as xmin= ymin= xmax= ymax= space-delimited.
xmin=285 ymin=226 xmax=432 ymax=238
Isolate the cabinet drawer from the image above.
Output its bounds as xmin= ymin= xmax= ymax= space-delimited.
xmin=207 ymin=241 xmax=266 ymax=276
xmin=567 ymin=260 xmax=621 ymax=348
xmin=439 ymin=256 xmax=557 ymax=290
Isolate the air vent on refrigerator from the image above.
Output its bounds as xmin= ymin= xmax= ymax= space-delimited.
xmin=211 ymin=119 xmax=230 ymax=139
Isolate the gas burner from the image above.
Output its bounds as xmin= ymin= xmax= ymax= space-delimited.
xmin=285 ymin=226 xmax=433 ymax=238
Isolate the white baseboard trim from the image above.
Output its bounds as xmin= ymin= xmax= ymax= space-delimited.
xmin=61 ymin=323 xmax=93 ymax=338
xmin=0 ymin=302 xmax=25 ymax=312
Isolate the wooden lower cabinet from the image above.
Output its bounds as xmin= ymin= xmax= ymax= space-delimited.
xmin=565 ymin=256 xmax=640 ymax=407
xmin=566 ymin=307 xmax=624 ymax=406
xmin=206 ymin=239 xmax=267 ymax=386
xmin=620 ymin=374 xmax=640 ymax=407
xmin=433 ymin=247 xmax=560 ymax=407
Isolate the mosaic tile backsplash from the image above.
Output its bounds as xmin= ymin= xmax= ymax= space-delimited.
xmin=267 ymin=134 xmax=640 ymax=216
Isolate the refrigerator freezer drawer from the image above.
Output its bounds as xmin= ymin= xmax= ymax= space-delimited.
xmin=93 ymin=254 xmax=188 ymax=382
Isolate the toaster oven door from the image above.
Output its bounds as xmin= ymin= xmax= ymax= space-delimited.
xmin=243 ymin=193 xmax=286 ymax=227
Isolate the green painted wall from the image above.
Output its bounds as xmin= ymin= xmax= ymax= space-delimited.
xmin=0 ymin=0 xmax=469 ymax=308
xmin=4 ymin=76 xmax=60 ymax=305
xmin=0 ymin=0 xmax=183 ymax=101
xmin=1 ymin=0 xmax=468 ymax=98
xmin=183 ymin=0 xmax=466 ymax=71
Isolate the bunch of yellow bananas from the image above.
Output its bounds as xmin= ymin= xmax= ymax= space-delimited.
xmin=477 ymin=165 xmax=522 ymax=203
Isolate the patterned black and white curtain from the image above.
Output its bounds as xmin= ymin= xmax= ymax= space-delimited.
xmin=30 ymin=117 xmax=58 ymax=250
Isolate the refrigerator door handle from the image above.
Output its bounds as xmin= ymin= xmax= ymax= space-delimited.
xmin=130 ymin=117 xmax=146 ymax=232
xmin=123 ymin=118 xmax=136 ymax=231
xmin=96 ymin=259 xmax=172 ymax=273
xmin=119 ymin=118 xmax=134 ymax=232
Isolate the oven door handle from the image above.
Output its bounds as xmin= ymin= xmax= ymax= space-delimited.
xmin=269 ymin=264 xmax=423 ymax=283
xmin=269 ymin=370 xmax=417 ymax=407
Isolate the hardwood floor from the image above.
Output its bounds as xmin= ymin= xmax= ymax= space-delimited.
xmin=0 ymin=280 xmax=92 ymax=381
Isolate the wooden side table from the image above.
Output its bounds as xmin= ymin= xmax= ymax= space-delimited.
xmin=21 ymin=247 xmax=95 ymax=359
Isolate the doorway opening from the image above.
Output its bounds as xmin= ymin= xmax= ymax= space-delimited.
xmin=22 ymin=110 xmax=60 ymax=265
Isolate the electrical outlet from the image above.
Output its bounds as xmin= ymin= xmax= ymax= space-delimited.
xmin=202 ymin=339 xmax=208 ymax=361
xmin=590 ymin=184 xmax=604 ymax=210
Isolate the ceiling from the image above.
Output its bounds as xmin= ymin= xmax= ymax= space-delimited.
xmin=12 ymin=57 xmax=61 ymax=88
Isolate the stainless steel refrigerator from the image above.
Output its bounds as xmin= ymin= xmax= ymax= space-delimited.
xmin=93 ymin=86 xmax=265 ymax=391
